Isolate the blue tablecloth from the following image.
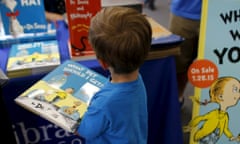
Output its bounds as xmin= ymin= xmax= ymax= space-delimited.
xmin=0 ymin=20 xmax=183 ymax=144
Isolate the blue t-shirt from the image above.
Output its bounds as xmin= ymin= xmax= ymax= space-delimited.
xmin=170 ymin=0 xmax=202 ymax=20
xmin=77 ymin=74 xmax=148 ymax=144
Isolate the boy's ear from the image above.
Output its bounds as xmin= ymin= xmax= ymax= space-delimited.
xmin=98 ymin=59 xmax=108 ymax=70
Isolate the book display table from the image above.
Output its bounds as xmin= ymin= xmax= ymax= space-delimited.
xmin=0 ymin=20 xmax=183 ymax=144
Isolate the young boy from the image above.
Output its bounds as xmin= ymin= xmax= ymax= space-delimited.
xmin=75 ymin=6 xmax=152 ymax=144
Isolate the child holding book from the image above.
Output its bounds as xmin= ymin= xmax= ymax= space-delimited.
xmin=75 ymin=6 xmax=152 ymax=144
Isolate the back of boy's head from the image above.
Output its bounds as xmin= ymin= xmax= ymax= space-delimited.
xmin=89 ymin=6 xmax=152 ymax=74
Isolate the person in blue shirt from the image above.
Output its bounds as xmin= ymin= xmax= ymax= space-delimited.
xmin=75 ymin=6 xmax=152 ymax=144
xmin=169 ymin=0 xmax=202 ymax=107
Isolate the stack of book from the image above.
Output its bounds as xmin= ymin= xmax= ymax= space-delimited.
xmin=146 ymin=17 xmax=184 ymax=60
xmin=0 ymin=0 xmax=60 ymax=78
xmin=6 ymin=40 xmax=61 ymax=78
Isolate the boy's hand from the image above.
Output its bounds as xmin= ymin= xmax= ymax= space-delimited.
xmin=182 ymin=125 xmax=192 ymax=133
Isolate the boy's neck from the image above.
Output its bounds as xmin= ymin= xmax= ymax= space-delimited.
xmin=110 ymin=70 xmax=139 ymax=83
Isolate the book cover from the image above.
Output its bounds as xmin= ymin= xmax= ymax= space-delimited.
xmin=65 ymin=0 xmax=101 ymax=61
xmin=0 ymin=11 xmax=4 ymax=37
xmin=14 ymin=60 xmax=108 ymax=133
xmin=0 ymin=0 xmax=57 ymax=47
xmin=184 ymin=0 xmax=240 ymax=143
xmin=0 ymin=0 xmax=48 ymax=35
xmin=6 ymin=40 xmax=61 ymax=78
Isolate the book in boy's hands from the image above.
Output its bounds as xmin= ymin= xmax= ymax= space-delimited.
xmin=14 ymin=60 xmax=108 ymax=133
xmin=65 ymin=0 xmax=101 ymax=61
xmin=6 ymin=40 xmax=61 ymax=78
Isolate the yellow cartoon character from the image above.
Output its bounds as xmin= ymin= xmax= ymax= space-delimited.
xmin=45 ymin=87 xmax=74 ymax=103
xmin=63 ymin=101 xmax=82 ymax=115
xmin=31 ymin=52 xmax=40 ymax=62
xmin=183 ymin=76 xmax=240 ymax=144
xmin=59 ymin=101 xmax=82 ymax=121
